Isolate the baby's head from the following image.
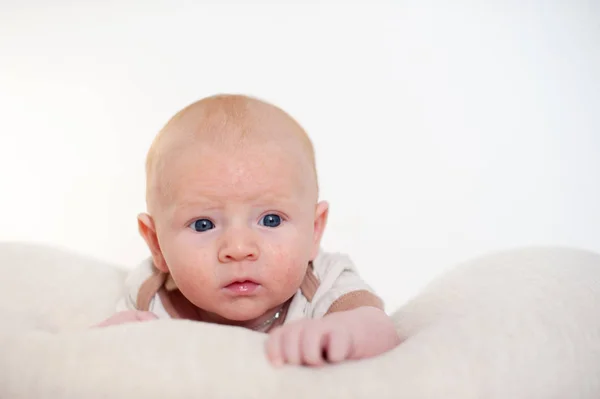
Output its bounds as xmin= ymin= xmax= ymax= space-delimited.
xmin=138 ymin=94 xmax=328 ymax=323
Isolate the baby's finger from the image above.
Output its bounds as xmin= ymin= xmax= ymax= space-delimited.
xmin=265 ymin=327 xmax=284 ymax=367
xmin=324 ymin=328 xmax=353 ymax=363
xmin=300 ymin=325 xmax=328 ymax=367
xmin=281 ymin=324 xmax=304 ymax=366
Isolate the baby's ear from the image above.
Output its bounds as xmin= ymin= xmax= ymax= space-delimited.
xmin=137 ymin=213 xmax=168 ymax=273
xmin=311 ymin=201 xmax=329 ymax=259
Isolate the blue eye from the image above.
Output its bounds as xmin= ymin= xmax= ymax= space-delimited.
xmin=190 ymin=219 xmax=214 ymax=232
xmin=260 ymin=214 xmax=281 ymax=228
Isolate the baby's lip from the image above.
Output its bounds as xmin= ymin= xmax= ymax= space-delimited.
xmin=223 ymin=279 xmax=261 ymax=295
xmin=223 ymin=277 xmax=260 ymax=287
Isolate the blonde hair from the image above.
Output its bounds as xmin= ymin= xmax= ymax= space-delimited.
xmin=144 ymin=94 xmax=318 ymax=213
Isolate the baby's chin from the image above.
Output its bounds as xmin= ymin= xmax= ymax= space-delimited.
xmin=207 ymin=299 xmax=283 ymax=325
xmin=216 ymin=304 xmax=273 ymax=322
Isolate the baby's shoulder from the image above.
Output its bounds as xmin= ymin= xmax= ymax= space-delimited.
xmin=121 ymin=258 xmax=155 ymax=300
xmin=311 ymin=249 xmax=359 ymax=282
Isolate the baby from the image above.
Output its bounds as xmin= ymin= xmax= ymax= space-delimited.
xmin=97 ymin=94 xmax=400 ymax=366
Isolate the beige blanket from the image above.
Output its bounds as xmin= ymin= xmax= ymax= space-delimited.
xmin=1 ymin=242 xmax=599 ymax=398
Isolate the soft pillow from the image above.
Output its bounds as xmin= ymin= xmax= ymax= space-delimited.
xmin=1 ymin=242 xmax=599 ymax=398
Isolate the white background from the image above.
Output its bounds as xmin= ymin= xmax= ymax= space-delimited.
xmin=1 ymin=0 xmax=599 ymax=311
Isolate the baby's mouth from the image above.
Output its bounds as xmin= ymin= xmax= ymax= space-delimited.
xmin=224 ymin=280 xmax=260 ymax=295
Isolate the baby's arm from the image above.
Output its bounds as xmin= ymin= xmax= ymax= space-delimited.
xmin=95 ymin=278 xmax=158 ymax=328
xmin=266 ymin=255 xmax=401 ymax=366
xmin=266 ymin=304 xmax=400 ymax=367
xmin=266 ymin=262 xmax=400 ymax=366
xmin=94 ymin=260 xmax=162 ymax=327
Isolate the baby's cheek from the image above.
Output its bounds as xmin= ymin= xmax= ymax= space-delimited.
xmin=269 ymin=251 xmax=307 ymax=288
xmin=165 ymin=248 xmax=213 ymax=287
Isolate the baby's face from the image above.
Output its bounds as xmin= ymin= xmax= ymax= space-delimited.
xmin=150 ymin=140 xmax=326 ymax=322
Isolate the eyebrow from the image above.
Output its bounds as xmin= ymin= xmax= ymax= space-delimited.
xmin=173 ymin=192 xmax=296 ymax=209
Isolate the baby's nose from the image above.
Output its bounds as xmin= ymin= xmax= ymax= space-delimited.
xmin=218 ymin=229 xmax=259 ymax=263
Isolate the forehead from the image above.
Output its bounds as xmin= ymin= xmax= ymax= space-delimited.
xmin=162 ymin=142 xmax=312 ymax=206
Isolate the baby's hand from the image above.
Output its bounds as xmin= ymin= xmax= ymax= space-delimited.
xmin=266 ymin=316 xmax=354 ymax=367
xmin=94 ymin=310 xmax=158 ymax=327
xmin=265 ymin=306 xmax=400 ymax=367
